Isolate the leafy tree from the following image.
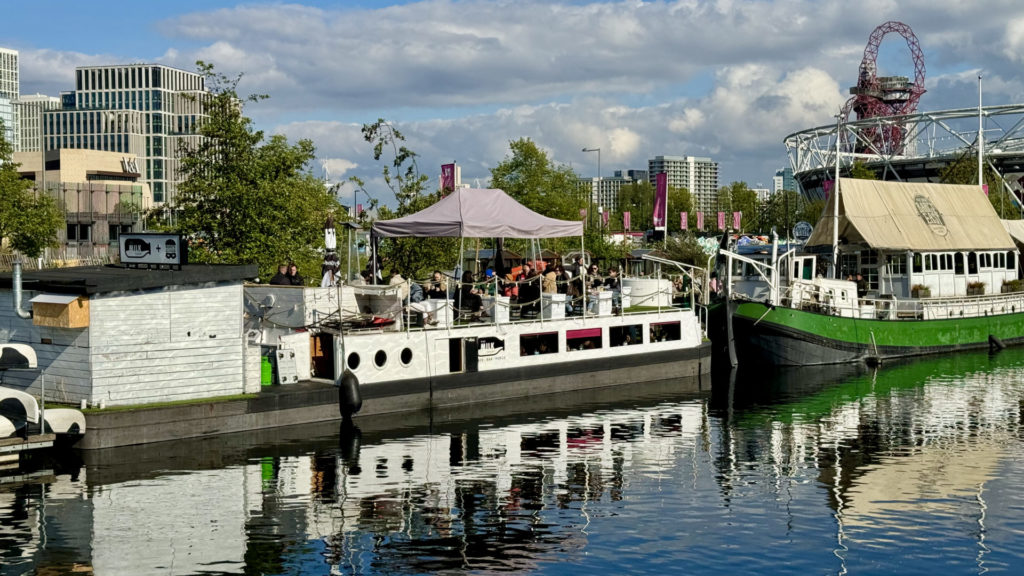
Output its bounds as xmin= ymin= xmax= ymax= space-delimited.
xmin=490 ymin=138 xmax=584 ymax=256
xmin=939 ymin=152 xmax=1019 ymax=219
xmin=800 ymin=199 xmax=826 ymax=224
xmin=362 ymin=119 xmax=458 ymax=280
xmin=0 ymin=119 xmax=63 ymax=258
xmin=715 ymin=182 xmax=758 ymax=231
xmin=616 ymin=181 xmax=654 ymax=232
xmin=848 ymin=160 xmax=877 ymax=180
xmin=167 ymin=62 xmax=341 ymax=282
xmin=490 ymin=138 xmax=581 ymax=221
xmin=361 ymin=119 xmax=430 ymax=209
xmin=761 ymin=190 xmax=802 ymax=238
xmin=667 ymin=186 xmax=694 ymax=233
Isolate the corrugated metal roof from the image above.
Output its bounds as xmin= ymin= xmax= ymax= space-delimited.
xmin=0 ymin=264 xmax=257 ymax=295
xmin=806 ymin=179 xmax=1015 ymax=251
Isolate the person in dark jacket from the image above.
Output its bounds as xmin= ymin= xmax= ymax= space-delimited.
xmin=269 ymin=264 xmax=290 ymax=285
xmin=287 ymin=262 xmax=304 ymax=286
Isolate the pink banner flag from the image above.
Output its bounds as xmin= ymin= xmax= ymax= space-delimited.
xmin=733 ymin=211 xmax=741 ymax=230
xmin=624 ymin=211 xmax=631 ymax=231
xmin=983 ymin=184 xmax=989 ymax=196
xmin=696 ymin=211 xmax=704 ymax=231
xmin=823 ymin=179 xmax=834 ymax=199
xmin=602 ymin=210 xmax=609 ymax=226
xmin=441 ymin=163 xmax=455 ymax=194
xmin=653 ymin=173 xmax=668 ymax=231
xmin=717 ymin=211 xmax=725 ymax=230
xmin=356 ymin=203 xmax=363 ymax=216
xmin=681 ymin=212 xmax=688 ymax=230
xmin=579 ymin=208 xmax=587 ymax=219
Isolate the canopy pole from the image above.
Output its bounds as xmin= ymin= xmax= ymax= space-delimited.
xmin=832 ymin=112 xmax=841 ymax=279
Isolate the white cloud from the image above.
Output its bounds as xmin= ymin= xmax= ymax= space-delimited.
xmin=11 ymin=0 xmax=1024 ymax=192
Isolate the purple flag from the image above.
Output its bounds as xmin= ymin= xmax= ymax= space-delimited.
xmin=624 ymin=211 xmax=631 ymax=231
xmin=441 ymin=163 xmax=455 ymax=194
xmin=653 ymin=173 xmax=668 ymax=231
xmin=681 ymin=212 xmax=688 ymax=230
xmin=717 ymin=211 xmax=725 ymax=231
xmin=983 ymin=184 xmax=989 ymax=196
xmin=602 ymin=211 xmax=609 ymax=226
xmin=733 ymin=211 xmax=741 ymax=230
xmin=696 ymin=212 xmax=704 ymax=231
xmin=823 ymin=179 xmax=834 ymax=199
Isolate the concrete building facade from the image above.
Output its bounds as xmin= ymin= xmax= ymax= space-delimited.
xmin=647 ymin=155 xmax=719 ymax=214
xmin=15 ymin=94 xmax=60 ymax=152
xmin=42 ymin=64 xmax=208 ymax=205
xmin=13 ymin=149 xmax=151 ymax=261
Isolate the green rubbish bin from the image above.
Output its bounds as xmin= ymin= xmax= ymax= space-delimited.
xmin=260 ymin=356 xmax=273 ymax=386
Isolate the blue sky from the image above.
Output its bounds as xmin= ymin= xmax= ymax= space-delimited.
xmin=3 ymin=0 xmax=1022 ymax=203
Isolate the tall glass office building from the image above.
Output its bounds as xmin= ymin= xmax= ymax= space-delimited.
xmin=0 ymin=47 xmax=19 ymax=148
xmin=42 ymin=64 xmax=208 ymax=204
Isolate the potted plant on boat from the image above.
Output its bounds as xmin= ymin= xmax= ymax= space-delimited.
xmin=1002 ymin=279 xmax=1023 ymax=293
xmin=911 ymin=284 xmax=931 ymax=298
xmin=967 ymin=281 xmax=986 ymax=296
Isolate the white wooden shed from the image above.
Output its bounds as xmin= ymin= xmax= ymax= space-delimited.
xmin=0 ymin=264 xmax=258 ymax=407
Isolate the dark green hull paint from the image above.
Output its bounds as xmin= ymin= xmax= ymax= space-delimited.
xmin=730 ymin=301 xmax=1024 ymax=366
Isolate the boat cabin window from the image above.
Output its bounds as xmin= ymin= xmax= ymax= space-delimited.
xmin=913 ymin=253 xmax=922 ymax=273
xmin=1008 ymin=251 xmax=1017 ymax=270
xmin=792 ymin=257 xmax=814 ymax=280
xmin=968 ymin=252 xmax=978 ymax=274
xmin=610 ymin=325 xmax=643 ymax=347
xmin=567 ymin=328 xmax=602 ymax=351
xmin=886 ymin=254 xmax=906 ymax=275
xmin=650 ymin=321 xmax=681 ymax=343
xmin=520 ymin=332 xmax=558 ymax=356
xmin=955 ymin=253 xmax=964 ymax=274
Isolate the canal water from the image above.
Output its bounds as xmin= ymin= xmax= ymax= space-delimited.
xmin=4 ymin=348 xmax=1024 ymax=575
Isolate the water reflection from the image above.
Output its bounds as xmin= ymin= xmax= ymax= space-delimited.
xmin=4 ymin=349 xmax=1024 ymax=574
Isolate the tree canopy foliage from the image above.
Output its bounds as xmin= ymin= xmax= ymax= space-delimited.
xmin=0 ymin=119 xmax=62 ymax=258
xmin=939 ymin=153 xmax=1019 ymax=219
xmin=362 ymin=119 xmax=459 ymax=280
xmin=167 ymin=62 xmax=341 ymax=283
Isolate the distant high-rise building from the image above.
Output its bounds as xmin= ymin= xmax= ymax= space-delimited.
xmin=578 ymin=173 xmax=634 ymax=216
xmin=15 ymin=94 xmax=60 ymax=152
xmin=0 ymin=47 xmax=19 ymax=147
xmin=773 ymin=167 xmax=795 ymax=193
xmin=647 ymin=155 xmax=719 ymax=214
xmin=42 ymin=64 xmax=208 ymax=204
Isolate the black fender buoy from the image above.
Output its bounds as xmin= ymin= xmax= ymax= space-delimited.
xmin=338 ymin=370 xmax=362 ymax=417
xmin=989 ymin=334 xmax=1006 ymax=351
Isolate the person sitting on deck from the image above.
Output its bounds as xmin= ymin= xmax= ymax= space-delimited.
xmin=516 ymin=264 xmax=541 ymax=317
xmin=425 ymin=270 xmax=449 ymax=299
xmin=458 ymin=270 xmax=486 ymax=319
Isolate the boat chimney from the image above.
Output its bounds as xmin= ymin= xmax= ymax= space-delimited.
xmin=12 ymin=260 xmax=33 ymax=319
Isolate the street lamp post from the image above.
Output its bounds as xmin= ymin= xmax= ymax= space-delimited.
xmin=582 ymin=147 xmax=600 ymax=229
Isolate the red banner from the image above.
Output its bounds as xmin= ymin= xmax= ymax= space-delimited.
xmin=441 ymin=163 xmax=455 ymax=194
xmin=624 ymin=211 xmax=631 ymax=231
xmin=681 ymin=212 xmax=688 ymax=230
xmin=653 ymin=173 xmax=667 ymax=231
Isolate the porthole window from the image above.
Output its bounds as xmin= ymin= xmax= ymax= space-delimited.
xmin=400 ymin=348 xmax=413 ymax=365
xmin=374 ymin=350 xmax=388 ymax=368
xmin=347 ymin=352 xmax=360 ymax=370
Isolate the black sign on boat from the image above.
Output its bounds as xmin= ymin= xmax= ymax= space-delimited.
xmin=119 ymin=233 xmax=188 ymax=270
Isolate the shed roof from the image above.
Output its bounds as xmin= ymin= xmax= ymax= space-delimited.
xmin=805 ymin=179 xmax=1015 ymax=251
xmin=0 ymin=264 xmax=257 ymax=296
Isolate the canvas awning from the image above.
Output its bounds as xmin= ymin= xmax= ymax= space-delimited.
xmin=1002 ymin=219 xmax=1024 ymax=246
xmin=805 ymin=179 xmax=1015 ymax=252
xmin=371 ymin=188 xmax=583 ymax=239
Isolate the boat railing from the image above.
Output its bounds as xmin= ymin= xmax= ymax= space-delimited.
xmin=781 ymin=283 xmax=1024 ymax=321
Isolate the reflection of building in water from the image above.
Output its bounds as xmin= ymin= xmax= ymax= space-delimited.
xmin=7 ymin=355 xmax=1024 ymax=574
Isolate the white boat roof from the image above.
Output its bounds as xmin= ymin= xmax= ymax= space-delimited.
xmin=806 ymin=178 xmax=1016 ymax=252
